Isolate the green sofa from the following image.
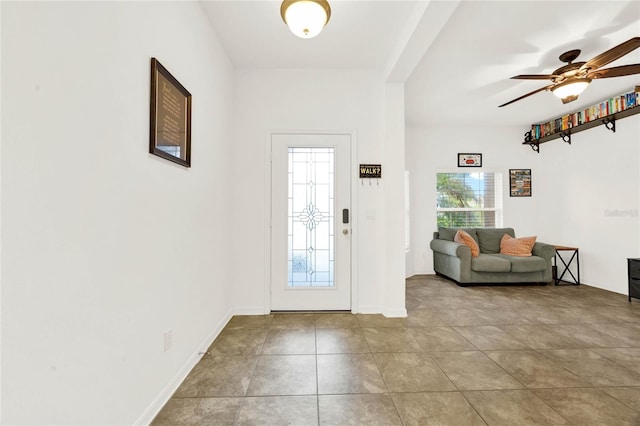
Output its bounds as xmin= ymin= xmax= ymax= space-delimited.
xmin=430 ymin=227 xmax=555 ymax=285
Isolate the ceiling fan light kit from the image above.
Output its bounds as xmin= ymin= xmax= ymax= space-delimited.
xmin=551 ymin=78 xmax=592 ymax=100
xmin=280 ymin=0 xmax=331 ymax=39
xmin=499 ymin=37 xmax=640 ymax=107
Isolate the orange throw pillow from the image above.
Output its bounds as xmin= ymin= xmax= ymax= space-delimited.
xmin=454 ymin=230 xmax=480 ymax=257
xmin=500 ymin=234 xmax=536 ymax=257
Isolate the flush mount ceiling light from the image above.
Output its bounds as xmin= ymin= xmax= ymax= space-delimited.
xmin=280 ymin=0 xmax=331 ymax=39
xmin=551 ymin=78 xmax=592 ymax=103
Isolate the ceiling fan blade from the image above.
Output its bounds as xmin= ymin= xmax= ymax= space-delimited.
xmin=582 ymin=37 xmax=640 ymax=71
xmin=587 ymin=64 xmax=640 ymax=79
xmin=498 ymin=85 xmax=553 ymax=107
xmin=511 ymin=74 xmax=557 ymax=80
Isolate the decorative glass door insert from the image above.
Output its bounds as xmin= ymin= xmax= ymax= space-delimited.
xmin=270 ymin=133 xmax=351 ymax=311
xmin=288 ymin=147 xmax=335 ymax=287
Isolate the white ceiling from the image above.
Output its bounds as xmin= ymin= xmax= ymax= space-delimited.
xmin=201 ymin=0 xmax=640 ymax=128
xmin=200 ymin=0 xmax=422 ymax=69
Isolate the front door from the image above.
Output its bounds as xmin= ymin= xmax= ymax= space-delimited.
xmin=270 ymin=133 xmax=351 ymax=311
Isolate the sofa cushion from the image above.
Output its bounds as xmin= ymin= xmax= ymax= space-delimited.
xmin=476 ymin=228 xmax=515 ymax=254
xmin=500 ymin=234 xmax=536 ymax=257
xmin=438 ymin=227 xmax=479 ymax=244
xmin=471 ymin=254 xmax=511 ymax=273
xmin=495 ymin=254 xmax=547 ymax=273
xmin=454 ymin=230 xmax=480 ymax=257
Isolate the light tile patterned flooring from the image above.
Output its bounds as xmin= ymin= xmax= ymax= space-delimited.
xmin=152 ymin=275 xmax=640 ymax=425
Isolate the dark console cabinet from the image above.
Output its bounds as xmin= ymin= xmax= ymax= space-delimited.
xmin=627 ymin=258 xmax=640 ymax=302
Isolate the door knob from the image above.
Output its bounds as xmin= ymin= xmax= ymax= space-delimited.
xmin=342 ymin=229 xmax=350 ymax=235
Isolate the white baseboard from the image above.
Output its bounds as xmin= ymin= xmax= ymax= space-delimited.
xmin=134 ymin=309 xmax=234 ymax=426
xmin=383 ymin=308 xmax=408 ymax=318
xmin=352 ymin=306 xmax=407 ymax=318
xmin=352 ymin=305 xmax=381 ymax=314
xmin=408 ymin=270 xmax=435 ymax=276
xmin=232 ymin=307 xmax=270 ymax=315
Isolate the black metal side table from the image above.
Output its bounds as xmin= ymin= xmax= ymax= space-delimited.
xmin=627 ymin=258 xmax=640 ymax=302
xmin=553 ymin=245 xmax=580 ymax=285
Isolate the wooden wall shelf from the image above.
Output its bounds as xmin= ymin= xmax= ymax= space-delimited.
xmin=523 ymin=97 xmax=640 ymax=153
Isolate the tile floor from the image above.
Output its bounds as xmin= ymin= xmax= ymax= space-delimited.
xmin=152 ymin=275 xmax=640 ymax=425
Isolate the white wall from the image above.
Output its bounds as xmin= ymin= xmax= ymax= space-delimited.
xmin=231 ymin=69 xmax=406 ymax=316
xmin=406 ymin=116 xmax=640 ymax=295
xmin=383 ymin=84 xmax=407 ymax=316
xmin=533 ymin=115 xmax=640 ymax=294
xmin=1 ymin=2 xmax=235 ymax=425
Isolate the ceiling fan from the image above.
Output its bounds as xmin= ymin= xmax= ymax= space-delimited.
xmin=499 ymin=37 xmax=640 ymax=107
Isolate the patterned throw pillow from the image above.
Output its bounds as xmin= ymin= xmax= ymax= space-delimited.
xmin=454 ymin=229 xmax=480 ymax=257
xmin=500 ymin=234 xmax=537 ymax=257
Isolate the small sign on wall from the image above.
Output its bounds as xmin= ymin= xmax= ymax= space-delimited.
xmin=359 ymin=164 xmax=382 ymax=179
xmin=458 ymin=153 xmax=482 ymax=167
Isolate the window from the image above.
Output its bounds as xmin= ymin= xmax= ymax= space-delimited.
xmin=436 ymin=172 xmax=502 ymax=227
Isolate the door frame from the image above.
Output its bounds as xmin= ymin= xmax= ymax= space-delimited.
xmin=264 ymin=130 xmax=358 ymax=313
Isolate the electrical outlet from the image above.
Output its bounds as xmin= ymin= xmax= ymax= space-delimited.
xmin=163 ymin=329 xmax=172 ymax=352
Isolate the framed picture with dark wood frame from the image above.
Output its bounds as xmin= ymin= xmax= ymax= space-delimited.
xmin=458 ymin=153 xmax=482 ymax=167
xmin=509 ymin=169 xmax=532 ymax=197
xmin=149 ymin=58 xmax=192 ymax=167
